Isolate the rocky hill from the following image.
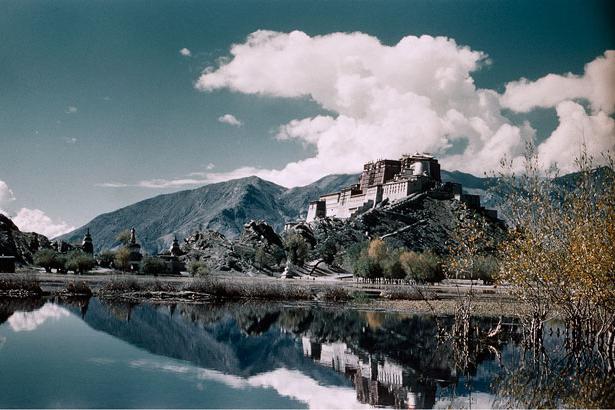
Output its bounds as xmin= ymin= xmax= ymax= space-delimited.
xmin=0 ymin=214 xmax=51 ymax=264
xmin=59 ymin=174 xmax=360 ymax=254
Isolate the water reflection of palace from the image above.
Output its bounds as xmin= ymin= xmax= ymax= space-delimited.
xmin=302 ymin=337 xmax=436 ymax=409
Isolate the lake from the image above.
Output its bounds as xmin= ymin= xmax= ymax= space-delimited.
xmin=0 ymin=297 xmax=611 ymax=408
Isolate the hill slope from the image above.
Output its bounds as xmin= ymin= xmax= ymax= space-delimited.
xmin=59 ymin=174 xmax=360 ymax=253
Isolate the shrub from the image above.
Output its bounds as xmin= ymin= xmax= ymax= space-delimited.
xmin=100 ymin=277 xmax=142 ymax=293
xmin=354 ymin=252 xmax=383 ymax=279
xmin=0 ymin=273 xmax=42 ymax=295
xmin=400 ymin=251 xmax=444 ymax=284
xmin=473 ymin=255 xmax=499 ymax=285
xmin=187 ymin=260 xmax=210 ymax=277
xmin=140 ymin=257 xmax=169 ymax=275
xmin=320 ymin=286 xmax=351 ymax=302
xmin=316 ymin=237 xmax=338 ymax=265
xmin=284 ymin=233 xmax=308 ymax=266
xmin=114 ymin=247 xmax=131 ymax=272
xmin=98 ymin=250 xmax=116 ymax=268
xmin=65 ymin=280 xmax=92 ymax=296
xmin=33 ymin=249 xmax=58 ymax=272
xmin=66 ymin=252 xmax=96 ymax=274
xmin=382 ymin=250 xmax=405 ymax=280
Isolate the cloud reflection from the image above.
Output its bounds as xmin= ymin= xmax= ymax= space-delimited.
xmin=128 ymin=359 xmax=368 ymax=409
xmin=7 ymin=303 xmax=70 ymax=332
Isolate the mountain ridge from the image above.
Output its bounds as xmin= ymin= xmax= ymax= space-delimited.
xmin=57 ymin=169 xmax=503 ymax=253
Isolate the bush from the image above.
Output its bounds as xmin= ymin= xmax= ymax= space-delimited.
xmin=65 ymin=280 xmax=92 ymax=296
xmin=320 ymin=286 xmax=351 ymax=302
xmin=354 ymin=252 xmax=383 ymax=279
xmin=400 ymin=251 xmax=444 ymax=284
xmin=53 ymin=253 xmax=68 ymax=273
xmin=187 ymin=260 xmax=210 ymax=277
xmin=65 ymin=252 xmax=96 ymax=274
xmin=140 ymin=257 xmax=169 ymax=275
xmin=316 ymin=237 xmax=338 ymax=265
xmin=0 ymin=273 xmax=42 ymax=295
xmin=114 ymin=248 xmax=131 ymax=272
xmin=382 ymin=250 xmax=405 ymax=280
xmin=473 ymin=255 xmax=499 ymax=285
xmin=98 ymin=250 xmax=116 ymax=268
xmin=33 ymin=249 xmax=58 ymax=272
xmin=284 ymin=233 xmax=308 ymax=266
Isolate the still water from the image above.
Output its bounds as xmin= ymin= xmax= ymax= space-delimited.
xmin=0 ymin=298 xmax=609 ymax=408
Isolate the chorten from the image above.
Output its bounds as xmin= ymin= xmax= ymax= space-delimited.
xmin=82 ymin=228 xmax=94 ymax=255
xmin=127 ymin=227 xmax=143 ymax=271
xmin=170 ymin=236 xmax=182 ymax=257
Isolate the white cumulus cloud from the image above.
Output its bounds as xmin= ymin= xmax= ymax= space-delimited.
xmin=501 ymin=51 xmax=615 ymax=114
xmin=179 ymin=47 xmax=192 ymax=57
xmin=0 ymin=180 xmax=16 ymax=204
xmin=537 ymin=100 xmax=615 ymax=173
xmin=12 ymin=208 xmax=75 ymax=238
xmin=218 ymin=113 xmax=243 ymax=126
xmin=195 ymin=30 xmax=531 ymax=185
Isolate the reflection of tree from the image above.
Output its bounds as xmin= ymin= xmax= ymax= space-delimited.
xmin=58 ymin=299 xmax=612 ymax=409
xmin=493 ymin=327 xmax=615 ymax=408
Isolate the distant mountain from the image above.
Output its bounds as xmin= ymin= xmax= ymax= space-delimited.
xmin=60 ymin=167 xmax=602 ymax=254
xmin=58 ymin=174 xmax=361 ymax=253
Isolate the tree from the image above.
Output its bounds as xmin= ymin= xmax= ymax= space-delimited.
xmin=187 ymin=260 xmax=210 ymax=277
xmin=495 ymin=143 xmax=615 ymax=347
xmin=114 ymin=247 xmax=131 ymax=272
xmin=316 ymin=237 xmax=338 ymax=265
xmin=284 ymin=233 xmax=308 ymax=266
xmin=65 ymin=252 xmax=96 ymax=274
xmin=33 ymin=249 xmax=58 ymax=273
xmin=400 ymin=251 xmax=444 ymax=284
xmin=116 ymin=229 xmax=132 ymax=246
xmin=98 ymin=250 xmax=116 ymax=268
xmin=141 ymin=257 xmax=168 ymax=275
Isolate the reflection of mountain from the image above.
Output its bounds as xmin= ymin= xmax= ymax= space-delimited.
xmin=74 ymin=299 xmax=350 ymax=387
xmin=62 ymin=299 xmax=514 ymax=409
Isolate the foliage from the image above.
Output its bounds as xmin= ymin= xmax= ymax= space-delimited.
xmin=400 ymin=251 xmax=444 ymax=283
xmin=65 ymin=251 xmax=96 ymax=274
xmin=116 ymin=229 xmax=132 ymax=245
xmin=187 ymin=260 xmax=210 ymax=277
xmin=284 ymin=233 xmax=308 ymax=266
xmin=382 ymin=249 xmax=406 ymax=280
xmin=97 ymin=250 xmax=116 ymax=268
xmin=140 ymin=256 xmax=169 ymax=275
xmin=495 ymin=142 xmax=615 ymax=346
xmin=0 ymin=273 xmax=42 ymax=295
xmin=315 ymin=236 xmax=338 ymax=265
xmin=33 ymin=249 xmax=58 ymax=272
xmin=65 ymin=280 xmax=92 ymax=296
xmin=114 ymin=247 xmax=131 ymax=272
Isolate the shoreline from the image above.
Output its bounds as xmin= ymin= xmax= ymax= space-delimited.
xmin=1 ymin=268 xmax=527 ymax=317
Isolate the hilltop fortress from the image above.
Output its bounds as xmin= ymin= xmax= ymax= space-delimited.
xmin=306 ymin=153 xmax=497 ymax=222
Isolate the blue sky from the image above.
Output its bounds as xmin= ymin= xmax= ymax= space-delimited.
xmin=0 ymin=0 xmax=613 ymax=236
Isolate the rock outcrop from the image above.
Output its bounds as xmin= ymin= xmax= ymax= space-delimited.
xmin=310 ymin=194 xmax=506 ymax=256
xmin=180 ymin=230 xmax=247 ymax=272
xmin=0 ymin=213 xmax=52 ymax=264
